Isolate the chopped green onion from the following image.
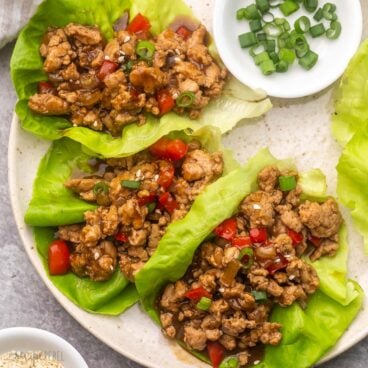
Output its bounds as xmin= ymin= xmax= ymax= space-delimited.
xmin=260 ymin=59 xmax=276 ymax=75
xmin=238 ymin=32 xmax=258 ymax=48
xmin=93 ymin=182 xmax=109 ymax=195
xmin=275 ymin=18 xmax=290 ymax=32
xmin=303 ymin=0 xmax=318 ymax=13
xmin=322 ymin=2 xmax=336 ymax=21
xmin=276 ymin=60 xmax=289 ymax=72
xmin=122 ymin=60 xmax=134 ymax=73
xmin=219 ymin=356 xmax=240 ymax=368
xmin=257 ymin=32 xmax=268 ymax=41
xmin=299 ymin=50 xmax=318 ymax=70
xmin=121 ymin=180 xmax=141 ymax=189
xmin=236 ymin=8 xmax=246 ymax=20
xmin=309 ymin=23 xmax=325 ymax=38
xmin=294 ymin=16 xmax=310 ymax=33
xmin=313 ymin=7 xmax=323 ymax=21
xmin=326 ymin=21 xmax=341 ymax=40
xmin=263 ymin=23 xmax=282 ymax=37
xmin=269 ymin=51 xmax=279 ymax=64
xmin=294 ymin=36 xmax=310 ymax=58
xmin=279 ymin=48 xmax=295 ymax=64
xmin=262 ymin=12 xmax=275 ymax=23
xmin=269 ymin=0 xmax=283 ymax=8
xmin=250 ymin=44 xmax=266 ymax=57
xmin=279 ymin=1 xmax=300 ymax=16
xmin=263 ymin=39 xmax=276 ymax=52
xmin=176 ymin=91 xmax=195 ymax=108
xmin=147 ymin=202 xmax=157 ymax=213
xmin=250 ymin=19 xmax=263 ymax=32
xmin=254 ymin=51 xmax=270 ymax=65
xmin=278 ymin=32 xmax=294 ymax=49
xmin=196 ymin=296 xmax=212 ymax=311
xmin=278 ymin=175 xmax=297 ymax=191
xmin=251 ymin=290 xmax=268 ymax=302
xmin=256 ymin=0 xmax=270 ymax=13
xmin=136 ymin=40 xmax=155 ymax=60
xmin=238 ymin=248 xmax=254 ymax=269
xmin=243 ymin=4 xmax=261 ymax=19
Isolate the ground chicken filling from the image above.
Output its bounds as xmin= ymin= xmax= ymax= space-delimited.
xmin=28 ymin=13 xmax=227 ymax=136
xmin=158 ymin=166 xmax=343 ymax=367
xmin=56 ymin=138 xmax=224 ymax=281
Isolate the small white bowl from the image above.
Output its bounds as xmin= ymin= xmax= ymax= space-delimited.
xmin=213 ymin=0 xmax=363 ymax=98
xmin=0 ymin=327 xmax=88 ymax=368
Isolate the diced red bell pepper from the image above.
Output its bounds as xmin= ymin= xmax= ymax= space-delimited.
xmin=156 ymin=89 xmax=175 ymax=115
xmin=184 ymin=287 xmax=211 ymax=302
xmin=308 ymin=233 xmax=322 ymax=247
xmin=97 ymin=60 xmax=119 ymax=81
xmin=38 ymin=81 xmax=56 ymax=95
xmin=232 ymin=236 xmax=252 ymax=248
xmin=127 ymin=13 xmax=151 ymax=34
xmin=48 ymin=239 xmax=70 ymax=276
xmin=115 ymin=232 xmax=128 ymax=242
xmin=149 ymin=137 xmax=188 ymax=161
xmin=287 ymin=228 xmax=303 ymax=246
xmin=158 ymin=161 xmax=175 ymax=190
xmin=158 ymin=192 xmax=178 ymax=214
xmin=138 ymin=194 xmax=157 ymax=206
xmin=249 ymin=228 xmax=268 ymax=243
xmin=135 ymin=30 xmax=151 ymax=40
xmin=176 ymin=26 xmax=192 ymax=40
xmin=214 ymin=218 xmax=237 ymax=240
xmin=207 ymin=342 xmax=225 ymax=368
xmin=266 ymin=254 xmax=289 ymax=275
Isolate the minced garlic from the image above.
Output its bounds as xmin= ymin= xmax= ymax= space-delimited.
xmin=0 ymin=351 xmax=64 ymax=368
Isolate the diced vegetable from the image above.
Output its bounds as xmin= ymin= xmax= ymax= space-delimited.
xmin=176 ymin=25 xmax=192 ymax=40
xmin=158 ymin=162 xmax=175 ymax=190
xmin=260 ymin=59 xmax=276 ymax=75
xmin=149 ymin=137 xmax=188 ymax=161
xmin=238 ymin=32 xmax=258 ymax=48
xmin=221 ymin=259 xmax=242 ymax=286
xmin=127 ymin=13 xmax=151 ymax=34
xmin=196 ymin=296 xmax=212 ymax=311
xmin=309 ymin=23 xmax=325 ymax=38
xmin=48 ymin=239 xmax=70 ymax=275
xmin=326 ymin=21 xmax=341 ymax=40
xmin=207 ymin=342 xmax=225 ymax=368
xmin=238 ymin=247 xmax=254 ymax=269
xmin=158 ymin=192 xmax=178 ymax=213
xmin=299 ymin=50 xmax=318 ymax=70
xmin=176 ymin=91 xmax=195 ymax=108
xmin=138 ymin=193 xmax=157 ymax=206
xmin=219 ymin=356 xmax=240 ymax=368
xmin=97 ymin=60 xmax=119 ymax=81
xmin=287 ymin=228 xmax=304 ymax=245
xmin=251 ymin=290 xmax=268 ymax=302
xmin=37 ymin=81 xmax=56 ymax=94
xmin=278 ymin=175 xmax=297 ymax=191
xmin=279 ymin=1 xmax=300 ymax=16
xmin=136 ymin=40 xmax=155 ymax=60
xmin=249 ymin=227 xmax=268 ymax=243
xmin=314 ymin=7 xmax=324 ymax=21
xmin=147 ymin=202 xmax=156 ymax=213
xmin=93 ymin=182 xmax=109 ymax=195
xmin=115 ymin=232 xmax=128 ymax=242
xmin=232 ymin=236 xmax=252 ymax=248
xmin=185 ymin=287 xmax=211 ymax=302
xmin=214 ymin=218 xmax=237 ymax=240
xmin=256 ymin=0 xmax=270 ymax=13
xmin=243 ymin=4 xmax=261 ymax=20
xmin=294 ymin=16 xmax=311 ymax=33
xmin=121 ymin=180 xmax=141 ymax=189
xmin=279 ymin=48 xmax=296 ymax=64
xmin=308 ymin=233 xmax=322 ymax=247
xmin=266 ymin=254 xmax=289 ymax=274
xmin=303 ymin=0 xmax=318 ymax=13
xmin=156 ymin=89 xmax=175 ymax=115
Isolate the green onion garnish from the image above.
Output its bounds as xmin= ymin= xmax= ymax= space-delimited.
xmin=298 ymin=50 xmax=318 ymax=70
xmin=309 ymin=23 xmax=325 ymax=38
xmin=93 ymin=182 xmax=109 ymax=195
xmin=176 ymin=91 xmax=195 ymax=108
xmin=136 ymin=40 xmax=156 ymax=60
xmin=323 ymin=2 xmax=337 ymax=20
xmin=313 ymin=7 xmax=324 ymax=21
xmin=326 ymin=21 xmax=341 ymax=40
xmin=147 ymin=202 xmax=157 ymax=213
xmin=303 ymin=0 xmax=318 ymax=13
xmin=251 ymin=290 xmax=268 ymax=302
xmin=244 ymin=4 xmax=261 ymax=20
xmin=262 ymin=12 xmax=275 ymax=24
xmin=236 ymin=8 xmax=246 ymax=20
xmin=238 ymin=32 xmax=258 ymax=48
xmin=256 ymin=0 xmax=270 ymax=14
xmin=250 ymin=43 xmax=267 ymax=57
xmin=279 ymin=48 xmax=296 ymax=64
xmin=269 ymin=51 xmax=279 ymax=64
xmin=294 ymin=16 xmax=311 ymax=33
xmin=263 ymin=39 xmax=276 ymax=52
xmin=219 ymin=356 xmax=240 ymax=368
xmin=279 ymin=1 xmax=300 ymax=16
xmin=278 ymin=175 xmax=297 ymax=191
xmin=196 ymin=296 xmax=212 ymax=311
xmin=254 ymin=51 xmax=270 ymax=65
xmin=260 ymin=59 xmax=276 ymax=75
xmin=257 ymin=32 xmax=267 ymax=41
xmin=121 ymin=180 xmax=141 ymax=189
xmin=238 ymin=247 xmax=254 ymax=269
xmin=250 ymin=19 xmax=263 ymax=32
xmin=263 ymin=23 xmax=282 ymax=37
xmin=276 ymin=60 xmax=289 ymax=73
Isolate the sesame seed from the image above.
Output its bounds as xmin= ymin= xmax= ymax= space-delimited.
xmin=93 ymin=121 xmax=98 ymax=127
xmin=118 ymin=56 xmax=125 ymax=63
xmin=254 ymin=360 xmax=261 ymax=365
xmin=120 ymin=50 xmax=126 ymax=55
xmin=219 ymin=288 xmax=225 ymax=292
xmin=154 ymin=174 xmax=159 ymax=181
xmin=175 ymin=48 xmax=180 ymax=55
xmin=253 ymin=204 xmax=261 ymax=210
xmin=94 ymin=252 xmax=99 ymax=260
xmin=104 ymin=55 xmax=110 ymax=60
xmin=124 ymin=36 xmax=131 ymax=43
xmin=289 ymin=275 xmax=295 ymax=280
xmin=110 ymin=265 xmax=114 ymax=271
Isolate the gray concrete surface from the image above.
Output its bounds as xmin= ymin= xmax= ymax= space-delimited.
xmin=1 ymin=41 xmax=367 ymax=368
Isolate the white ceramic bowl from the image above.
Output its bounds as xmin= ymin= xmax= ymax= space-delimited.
xmin=0 ymin=327 xmax=88 ymax=368
xmin=213 ymin=0 xmax=363 ymax=98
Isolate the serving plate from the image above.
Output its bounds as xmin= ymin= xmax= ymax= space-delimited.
xmin=8 ymin=1 xmax=368 ymax=367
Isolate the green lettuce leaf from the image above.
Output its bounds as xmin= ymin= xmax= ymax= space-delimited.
xmin=11 ymin=0 xmax=271 ymax=157
xmin=135 ymin=149 xmax=363 ymax=367
xmin=332 ymin=39 xmax=368 ymax=147
xmin=336 ymin=126 xmax=368 ymax=252
xmin=34 ymin=226 xmax=138 ymax=315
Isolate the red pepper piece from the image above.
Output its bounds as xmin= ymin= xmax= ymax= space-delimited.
xmin=249 ymin=228 xmax=268 ymax=243
xmin=38 ymin=81 xmax=56 ymax=95
xmin=138 ymin=194 xmax=157 ymax=206
xmin=97 ymin=60 xmax=119 ymax=81
xmin=149 ymin=137 xmax=188 ymax=161
xmin=158 ymin=161 xmax=175 ymax=190
xmin=158 ymin=192 xmax=178 ymax=214
xmin=115 ymin=232 xmax=128 ymax=242
xmin=127 ymin=13 xmax=151 ymax=34
xmin=308 ymin=233 xmax=322 ymax=247
xmin=287 ymin=228 xmax=303 ymax=245
xmin=232 ymin=236 xmax=252 ymax=248
xmin=266 ymin=254 xmax=289 ymax=275
xmin=156 ymin=89 xmax=175 ymax=115
xmin=184 ymin=287 xmax=211 ymax=302
xmin=176 ymin=26 xmax=192 ymax=40
xmin=207 ymin=342 xmax=225 ymax=368
xmin=48 ymin=239 xmax=70 ymax=275
xmin=214 ymin=218 xmax=237 ymax=240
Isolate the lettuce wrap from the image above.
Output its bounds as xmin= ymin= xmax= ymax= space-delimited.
xmin=26 ymin=126 xmax=238 ymax=314
xmin=135 ymin=148 xmax=363 ymax=368
xmin=10 ymin=0 xmax=272 ymax=157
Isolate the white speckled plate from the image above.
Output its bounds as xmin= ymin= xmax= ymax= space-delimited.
xmin=8 ymin=1 xmax=368 ymax=367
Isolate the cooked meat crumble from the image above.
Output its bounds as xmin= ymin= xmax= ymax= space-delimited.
xmin=28 ymin=14 xmax=227 ymax=136
xmin=157 ymin=165 xmax=342 ymax=366
xmin=57 ymin=138 xmax=224 ymax=281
